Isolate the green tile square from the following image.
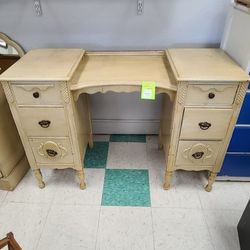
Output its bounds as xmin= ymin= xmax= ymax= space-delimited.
xmin=84 ymin=142 xmax=109 ymax=168
xmin=110 ymin=134 xmax=146 ymax=143
xmin=102 ymin=169 xmax=151 ymax=207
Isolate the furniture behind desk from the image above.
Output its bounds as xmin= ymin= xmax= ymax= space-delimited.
xmin=0 ymin=48 xmax=249 ymax=191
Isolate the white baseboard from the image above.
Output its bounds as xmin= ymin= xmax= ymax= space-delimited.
xmin=217 ymin=176 xmax=250 ymax=181
xmin=92 ymin=119 xmax=160 ymax=134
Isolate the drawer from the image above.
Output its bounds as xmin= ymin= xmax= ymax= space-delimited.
xmin=176 ymin=141 xmax=222 ymax=166
xmin=185 ymin=84 xmax=238 ymax=106
xmin=18 ymin=107 xmax=68 ymax=137
xmin=219 ymin=153 xmax=250 ymax=177
xmin=180 ymin=108 xmax=232 ymax=140
xmin=237 ymin=91 xmax=250 ymax=124
xmin=228 ymin=126 xmax=250 ymax=152
xmin=29 ymin=138 xmax=74 ymax=164
xmin=11 ymin=84 xmax=63 ymax=105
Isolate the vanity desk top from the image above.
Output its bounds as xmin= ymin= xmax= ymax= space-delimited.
xmin=0 ymin=48 xmax=249 ymax=191
xmin=1 ymin=48 xmax=248 ymax=84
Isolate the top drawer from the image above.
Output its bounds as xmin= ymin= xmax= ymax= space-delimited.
xmin=185 ymin=84 xmax=238 ymax=106
xmin=11 ymin=84 xmax=63 ymax=106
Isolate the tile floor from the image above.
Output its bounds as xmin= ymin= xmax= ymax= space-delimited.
xmin=0 ymin=135 xmax=250 ymax=250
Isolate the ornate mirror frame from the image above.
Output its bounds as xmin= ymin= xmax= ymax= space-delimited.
xmin=0 ymin=32 xmax=25 ymax=57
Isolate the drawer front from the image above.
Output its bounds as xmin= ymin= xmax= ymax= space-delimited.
xmin=29 ymin=138 xmax=74 ymax=164
xmin=11 ymin=84 xmax=63 ymax=105
xmin=180 ymin=108 xmax=233 ymax=140
xmin=237 ymin=91 xmax=250 ymax=124
xmin=219 ymin=153 xmax=250 ymax=177
xmin=18 ymin=107 xmax=68 ymax=137
xmin=176 ymin=141 xmax=222 ymax=166
xmin=228 ymin=126 xmax=250 ymax=152
xmin=185 ymin=84 xmax=238 ymax=106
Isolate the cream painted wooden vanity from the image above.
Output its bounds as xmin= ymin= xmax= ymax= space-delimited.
xmin=0 ymin=48 xmax=249 ymax=191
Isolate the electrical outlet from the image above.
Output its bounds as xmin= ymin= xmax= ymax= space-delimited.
xmin=34 ymin=0 xmax=42 ymax=16
xmin=137 ymin=0 xmax=144 ymax=15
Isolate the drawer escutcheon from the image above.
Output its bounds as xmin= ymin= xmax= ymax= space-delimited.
xmin=38 ymin=141 xmax=67 ymax=160
xmin=183 ymin=143 xmax=213 ymax=163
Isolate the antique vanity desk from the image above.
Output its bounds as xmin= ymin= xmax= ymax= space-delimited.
xmin=0 ymin=48 xmax=248 ymax=191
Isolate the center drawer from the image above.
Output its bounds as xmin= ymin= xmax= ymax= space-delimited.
xmin=18 ymin=107 xmax=68 ymax=137
xmin=180 ymin=108 xmax=233 ymax=140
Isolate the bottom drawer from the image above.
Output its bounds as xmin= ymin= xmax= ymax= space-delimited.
xmin=219 ymin=154 xmax=250 ymax=177
xmin=176 ymin=141 xmax=222 ymax=166
xmin=29 ymin=138 xmax=74 ymax=164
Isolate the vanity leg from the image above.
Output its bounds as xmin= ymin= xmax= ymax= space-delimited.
xmin=205 ymin=171 xmax=217 ymax=192
xmin=88 ymin=136 xmax=94 ymax=149
xmin=33 ymin=169 xmax=45 ymax=189
xmin=157 ymin=125 xmax=163 ymax=150
xmin=158 ymin=132 xmax=163 ymax=150
xmin=163 ymin=171 xmax=173 ymax=190
xmin=76 ymin=169 xmax=86 ymax=190
xmin=87 ymin=94 xmax=94 ymax=149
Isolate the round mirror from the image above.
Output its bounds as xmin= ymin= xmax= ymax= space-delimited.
xmin=0 ymin=32 xmax=25 ymax=75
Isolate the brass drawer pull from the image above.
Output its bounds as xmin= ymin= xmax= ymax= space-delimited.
xmin=33 ymin=92 xmax=40 ymax=98
xmin=192 ymin=152 xmax=204 ymax=159
xmin=208 ymin=92 xmax=215 ymax=99
xmin=38 ymin=120 xmax=51 ymax=128
xmin=198 ymin=122 xmax=211 ymax=130
xmin=46 ymin=149 xmax=58 ymax=157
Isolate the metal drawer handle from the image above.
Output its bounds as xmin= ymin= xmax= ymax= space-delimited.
xmin=198 ymin=122 xmax=211 ymax=130
xmin=38 ymin=120 xmax=51 ymax=128
xmin=208 ymin=92 xmax=215 ymax=99
xmin=192 ymin=152 xmax=204 ymax=159
xmin=33 ymin=92 xmax=40 ymax=98
xmin=46 ymin=149 xmax=58 ymax=157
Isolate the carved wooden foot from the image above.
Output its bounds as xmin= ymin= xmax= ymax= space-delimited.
xmin=163 ymin=171 xmax=173 ymax=190
xmin=76 ymin=170 xmax=86 ymax=190
xmin=205 ymin=172 xmax=217 ymax=192
xmin=33 ymin=169 xmax=45 ymax=189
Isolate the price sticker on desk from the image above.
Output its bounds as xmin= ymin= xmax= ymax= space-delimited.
xmin=141 ymin=81 xmax=156 ymax=100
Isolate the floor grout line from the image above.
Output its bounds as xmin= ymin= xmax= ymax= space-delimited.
xmin=197 ymin=185 xmax=216 ymax=250
xmin=200 ymin=208 xmax=216 ymax=250
xmin=34 ymin=191 xmax=56 ymax=250
xmin=150 ymin=207 xmax=156 ymax=250
xmin=94 ymin=204 xmax=103 ymax=249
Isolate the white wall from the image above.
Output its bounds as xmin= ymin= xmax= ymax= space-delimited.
xmin=0 ymin=0 xmax=231 ymax=134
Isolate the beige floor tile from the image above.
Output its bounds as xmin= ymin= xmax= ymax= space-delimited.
xmin=203 ymin=209 xmax=242 ymax=250
xmin=198 ymin=181 xmax=249 ymax=210
xmin=53 ymin=169 xmax=105 ymax=205
xmin=96 ymin=206 xmax=154 ymax=250
xmin=37 ymin=204 xmax=100 ymax=250
xmin=4 ymin=169 xmax=59 ymax=204
xmin=107 ymin=142 xmax=148 ymax=169
xmin=152 ymin=207 xmax=214 ymax=250
xmin=0 ymin=202 xmax=50 ymax=250
xmin=150 ymin=169 xmax=203 ymax=208
xmin=0 ymin=190 xmax=8 ymax=204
